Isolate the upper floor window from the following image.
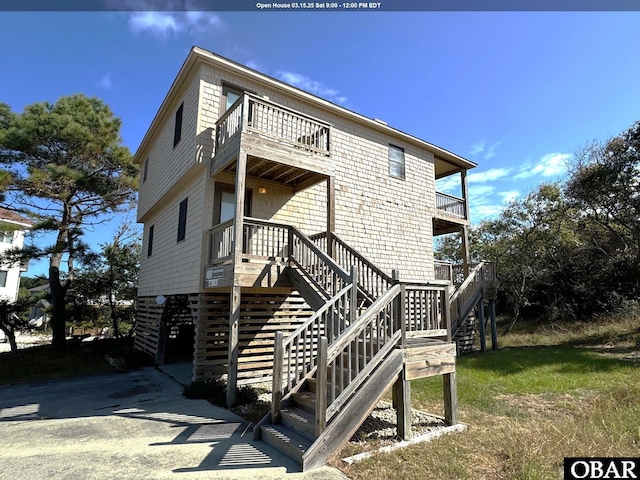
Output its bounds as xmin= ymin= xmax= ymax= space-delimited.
xmin=1 ymin=231 xmax=13 ymax=244
xmin=173 ymin=102 xmax=183 ymax=148
xmin=147 ymin=225 xmax=154 ymax=257
xmin=389 ymin=144 xmax=405 ymax=180
xmin=222 ymin=84 xmax=243 ymax=114
xmin=177 ymin=198 xmax=188 ymax=242
xmin=143 ymin=158 xmax=149 ymax=183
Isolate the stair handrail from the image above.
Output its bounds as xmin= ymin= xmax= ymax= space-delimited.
xmin=310 ymin=231 xmax=394 ymax=302
xmin=449 ymin=261 xmax=492 ymax=335
xmin=322 ymin=284 xmax=403 ymax=423
xmin=289 ymin=226 xmax=351 ymax=297
xmin=271 ymin=274 xmax=358 ymax=423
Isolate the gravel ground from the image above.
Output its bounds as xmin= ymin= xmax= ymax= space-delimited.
xmin=254 ymin=388 xmax=445 ymax=451
xmin=349 ymin=401 xmax=446 ymax=447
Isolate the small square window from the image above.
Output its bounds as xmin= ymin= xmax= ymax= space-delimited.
xmin=389 ymin=144 xmax=405 ymax=179
xmin=177 ymin=198 xmax=188 ymax=242
xmin=173 ymin=103 xmax=183 ymax=148
xmin=1 ymin=231 xmax=13 ymax=244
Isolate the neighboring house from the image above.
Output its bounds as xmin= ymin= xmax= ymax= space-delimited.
xmin=0 ymin=208 xmax=32 ymax=303
xmin=134 ymin=46 xmax=496 ymax=470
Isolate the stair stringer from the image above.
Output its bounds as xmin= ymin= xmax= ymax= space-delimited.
xmin=302 ymin=348 xmax=404 ymax=471
xmin=287 ymin=264 xmax=331 ymax=311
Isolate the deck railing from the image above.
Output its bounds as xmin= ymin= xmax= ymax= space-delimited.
xmin=215 ymin=93 xmax=331 ymax=156
xmin=404 ymin=282 xmax=451 ymax=338
xmin=208 ymin=219 xmax=234 ymax=263
xmin=434 ymin=260 xmax=453 ymax=282
xmin=436 ymin=191 xmax=466 ymax=219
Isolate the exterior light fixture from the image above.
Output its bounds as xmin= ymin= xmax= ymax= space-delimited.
xmin=258 ymin=187 xmax=267 ymax=194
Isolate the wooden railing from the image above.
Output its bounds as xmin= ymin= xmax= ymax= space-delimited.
xmin=208 ymin=219 xmax=234 ymax=263
xmin=404 ymin=282 xmax=451 ymax=338
xmin=215 ymin=93 xmax=331 ymax=156
xmin=449 ymin=261 xmax=495 ymax=335
xmin=310 ymin=232 xmax=394 ymax=302
xmin=434 ymin=260 xmax=453 ymax=282
xmin=242 ymin=218 xmax=290 ymax=258
xmin=290 ymin=228 xmax=350 ymax=298
xmin=271 ymin=281 xmax=357 ymax=423
xmin=436 ymin=192 xmax=466 ymax=219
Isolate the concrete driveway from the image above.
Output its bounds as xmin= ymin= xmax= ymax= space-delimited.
xmin=0 ymin=367 xmax=347 ymax=480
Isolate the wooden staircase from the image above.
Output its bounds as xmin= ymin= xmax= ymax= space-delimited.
xmin=250 ymin=227 xmax=487 ymax=470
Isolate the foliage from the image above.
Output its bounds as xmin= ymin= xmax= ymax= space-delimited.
xmin=435 ymin=121 xmax=640 ymax=328
xmin=183 ymin=378 xmax=259 ymax=406
xmin=71 ymin=221 xmax=140 ymax=338
xmin=340 ymin=313 xmax=640 ymax=480
xmin=0 ymin=95 xmax=139 ymax=348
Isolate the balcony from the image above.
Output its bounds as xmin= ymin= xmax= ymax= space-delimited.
xmin=211 ymin=93 xmax=333 ymax=191
xmin=433 ymin=191 xmax=469 ymax=235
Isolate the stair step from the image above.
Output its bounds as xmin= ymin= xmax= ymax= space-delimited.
xmin=260 ymin=424 xmax=312 ymax=465
xmin=281 ymin=407 xmax=315 ymax=440
xmin=306 ymin=378 xmax=316 ymax=393
xmin=291 ymin=390 xmax=316 ymax=412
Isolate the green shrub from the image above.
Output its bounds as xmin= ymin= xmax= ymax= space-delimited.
xmin=183 ymin=378 xmax=258 ymax=406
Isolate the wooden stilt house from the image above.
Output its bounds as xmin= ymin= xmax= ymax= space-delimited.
xmin=134 ymin=46 xmax=497 ymax=470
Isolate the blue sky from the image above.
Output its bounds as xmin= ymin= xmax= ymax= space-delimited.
xmin=2 ymin=9 xmax=639 ymax=277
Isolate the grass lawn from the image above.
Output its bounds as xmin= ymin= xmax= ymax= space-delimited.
xmin=337 ymin=315 xmax=640 ymax=480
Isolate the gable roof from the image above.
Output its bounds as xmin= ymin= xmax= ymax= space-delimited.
xmin=0 ymin=207 xmax=33 ymax=228
xmin=135 ymin=46 xmax=476 ymax=175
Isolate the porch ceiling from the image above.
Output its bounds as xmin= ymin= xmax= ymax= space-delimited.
xmin=223 ymin=155 xmax=328 ymax=191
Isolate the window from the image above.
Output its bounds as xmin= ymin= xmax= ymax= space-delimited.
xmin=177 ymin=198 xmax=188 ymax=242
xmin=221 ymin=83 xmax=246 ymax=115
xmin=147 ymin=225 xmax=154 ymax=257
xmin=213 ymin=184 xmax=252 ymax=224
xmin=1 ymin=231 xmax=13 ymax=244
xmin=389 ymin=144 xmax=405 ymax=179
xmin=143 ymin=158 xmax=149 ymax=183
xmin=0 ymin=271 xmax=7 ymax=288
xmin=173 ymin=102 xmax=183 ymax=147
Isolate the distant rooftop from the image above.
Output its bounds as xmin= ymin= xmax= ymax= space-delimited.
xmin=0 ymin=207 xmax=33 ymax=227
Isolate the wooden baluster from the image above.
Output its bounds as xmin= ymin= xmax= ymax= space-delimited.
xmin=272 ymin=331 xmax=284 ymax=422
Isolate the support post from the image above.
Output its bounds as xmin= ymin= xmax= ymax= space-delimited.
xmin=443 ymin=372 xmax=458 ymax=426
xmin=350 ymin=265 xmax=358 ymax=324
xmin=227 ymin=150 xmax=248 ymax=408
xmin=477 ymin=297 xmax=486 ymax=353
xmin=326 ymin=177 xmax=335 ymax=258
xmin=394 ymin=370 xmax=412 ymax=440
xmin=460 ymin=225 xmax=470 ymax=278
xmin=490 ymin=299 xmax=498 ymax=350
xmin=271 ymin=331 xmax=284 ymax=423
xmin=315 ymin=336 xmax=328 ymax=437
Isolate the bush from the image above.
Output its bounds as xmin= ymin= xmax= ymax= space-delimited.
xmin=183 ymin=378 xmax=258 ymax=406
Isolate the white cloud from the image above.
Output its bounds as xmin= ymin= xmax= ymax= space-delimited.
xmin=98 ymin=73 xmax=112 ymax=90
xmin=246 ymin=60 xmax=261 ymax=71
xmin=276 ymin=71 xmax=348 ymax=105
xmin=470 ymin=141 xmax=485 ymax=155
xmin=467 ymin=168 xmax=511 ymax=183
xmin=514 ymin=153 xmax=570 ymax=180
xmin=483 ymin=142 xmax=500 ymax=160
xmin=469 ymin=141 xmax=500 ymax=159
xmin=128 ymin=11 xmax=226 ymax=36
xmin=129 ymin=12 xmax=181 ymax=35
xmin=471 ymin=204 xmax=504 ymax=219
xmin=435 ymin=176 xmax=459 ymax=193
xmin=498 ymin=190 xmax=520 ymax=204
